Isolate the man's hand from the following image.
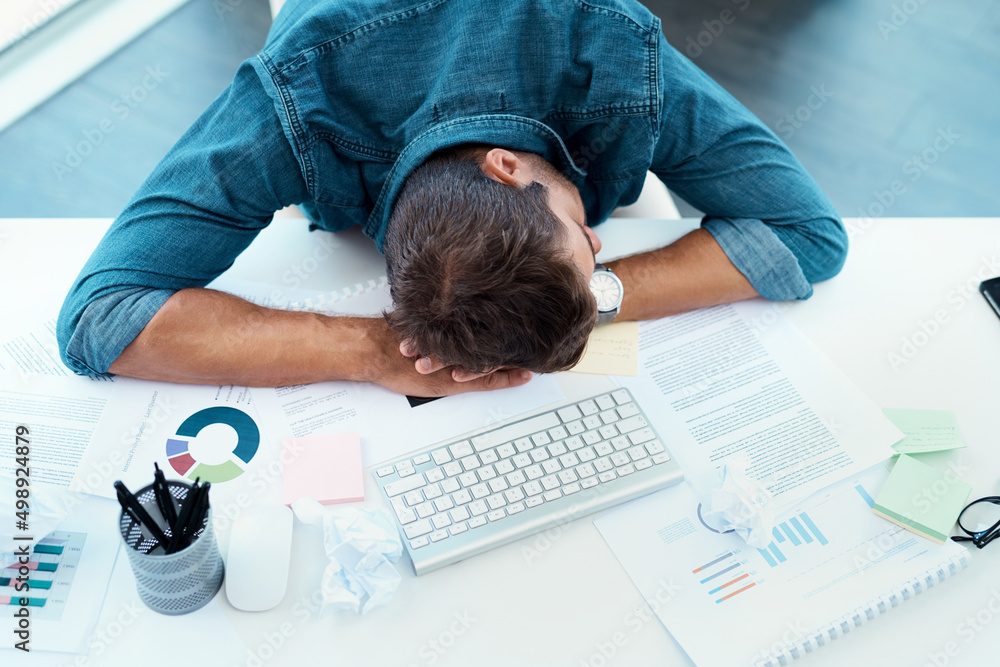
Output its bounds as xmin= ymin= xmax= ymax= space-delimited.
xmin=371 ymin=336 xmax=532 ymax=397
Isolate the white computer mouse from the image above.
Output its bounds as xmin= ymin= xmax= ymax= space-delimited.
xmin=225 ymin=504 xmax=293 ymax=612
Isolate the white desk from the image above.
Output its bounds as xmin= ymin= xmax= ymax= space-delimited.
xmin=2 ymin=217 xmax=999 ymax=667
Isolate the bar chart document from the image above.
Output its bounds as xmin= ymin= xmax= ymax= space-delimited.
xmin=595 ymin=464 xmax=969 ymax=667
xmin=618 ymin=300 xmax=903 ymax=511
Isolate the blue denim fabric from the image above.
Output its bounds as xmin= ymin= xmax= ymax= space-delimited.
xmin=58 ymin=0 xmax=846 ymax=376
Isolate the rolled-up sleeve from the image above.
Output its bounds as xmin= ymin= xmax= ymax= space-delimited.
xmin=649 ymin=36 xmax=847 ymax=301
xmin=57 ymin=60 xmax=309 ymax=375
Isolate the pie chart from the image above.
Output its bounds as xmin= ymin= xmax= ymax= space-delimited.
xmin=165 ymin=406 xmax=260 ymax=483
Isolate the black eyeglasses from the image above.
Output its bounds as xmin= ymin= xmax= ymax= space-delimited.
xmin=951 ymin=496 xmax=1000 ymax=549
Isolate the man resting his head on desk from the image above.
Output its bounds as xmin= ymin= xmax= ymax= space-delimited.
xmin=56 ymin=0 xmax=847 ymax=397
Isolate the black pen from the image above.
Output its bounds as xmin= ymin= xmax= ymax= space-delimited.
xmin=152 ymin=462 xmax=178 ymax=528
xmin=115 ymin=480 xmax=169 ymax=549
xmin=166 ymin=478 xmax=201 ymax=554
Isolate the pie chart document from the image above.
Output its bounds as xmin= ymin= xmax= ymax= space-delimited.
xmin=70 ymin=377 xmax=282 ymax=507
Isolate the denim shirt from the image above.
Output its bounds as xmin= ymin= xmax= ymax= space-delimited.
xmin=58 ymin=0 xmax=847 ymax=376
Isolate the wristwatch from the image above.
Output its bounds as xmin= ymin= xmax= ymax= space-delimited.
xmin=589 ymin=263 xmax=624 ymax=326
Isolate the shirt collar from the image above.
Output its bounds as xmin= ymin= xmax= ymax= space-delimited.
xmin=364 ymin=114 xmax=586 ymax=251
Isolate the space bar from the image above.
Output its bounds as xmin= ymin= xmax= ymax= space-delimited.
xmin=471 ymin=411 xmax=561 ymax=449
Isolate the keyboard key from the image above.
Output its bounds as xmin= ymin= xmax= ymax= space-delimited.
xmin=628 ymin=445 xmax=649 ymax=461
xmin=599 ymin=409 xmax=619 ymax=425
xmin=548 ymin=441 xmax=567 ymax=457
xmin=471 ymin=484 xmax=490 ymax=499
xmin=548 ymin=426 xmax=569 ymax=441
xmin=430 ymin=530 xmax=449 ymax=542
xmin=480 ymin=449 xmax=499 ymax=465
xmin=462 ymin=454 xmax=481 ymax=471
xmin=495 ymin=459 xmax=515 ymax=475
xmin=486 ymin=494 xmax=506 ymax=510
xmin=563 ymin=482 xmax=581 ymax=495
xmin=523 ymin=481 xmax=543 ymax=496
xmin=565 ymin=436 xmax=584 ymax=451
xmin=432 ymin=449 xmax=451 ymax=465
xmin=559 ymin=452 xmax=580 ymax=468
xmin=415 ymin=502 xmax=436 ymax=518
xmin=599 ymin=424 xmax=619 ymax=439
xmin=526 ymin=496 xmax=544 ymax=508
xmin=541 ymin=475 xmax=560 ymax=491
xmin=453 ymin=489 xmax=472 ymax=505
xmin=596 ymin=394 xmax=615 ymax=411
xmin=442 ymin=478 xmax=461 ymax=494
xmin=443 ymin=461 xmax=463 ymax=476
xmin=413 ymin=453 xmax=431 ymax=465
xmin=576 ymin=462 xmax=596 ymax=479
xmin=424 ymin=483 xmax=443 ymax=499
xmin=488 ymin=478 xmax=509 ymax=493
xmin=542 ymin=459 xmax=561 ymax=474
xmin=450 ymin=506 xmax=471 ymax=522
xmin=652 ymin=452 xmax=672 ymax=465
xmin=450 ymin=440 xmax=474 ymax=457
xmin=616 ymin=415 xmax=647 ymax=434
xmin=396 ymin=461 xmax=415 ymax=476
xmin=595 ymin=441 xmax=614 ymax=456
xmin=472 ymin=412 xmax=560 ymax=450
xmin=426 ymin=467 xmax=445 ymax=483
xmin=376 ymin=466 xmax=395 ymax=477
xmin=628 ymin=428 xmax=655 ymax=446
xmin=449 ymin=523 xmax=468 ymax=536
xmin=558 ymin=469 xmax=578 ymax=484
xmin=581 ymin=477 xmax=598 ymax=489
xmin=616 ymin=403 xmax=640 ymax=419
xmin=566 ymin=420 xmax=586 ymax=435
xmin=598 ymin=470 xmax=617 ymax=483
xmin=611 ymin=436 xmax=630 ymax=451
xmin=532 ymin=432 xmax=552 ymax=447
xmin=530 ymin=448 xmax=550 ymax=463
xmin=505 ymin=487 xmax=525 ymax=503
xmin=506 ymin=470 xmax=526 ymax=486
xmin=410 ymin=536 xmax=430 ymax=549
xmin=583 ymin=415 xmax=602 ymax=430
xmin=543 ymin=489 xmax=562 ymax=501
xmin=478 ymin=465 xmax=497 ymax=481
xmin=594 ymin=457 xmax=613 ymax=473
xmin=469 ymin=516 xmax=488 ymax=528
xmin=557 ymin=405 xmax=582 ymax=422
xmin=582 ymin=431 xmax=601 ymax=446
xmin=645 ymin=440 xmax=666 ymax=455
xmin=403 ymin=490 xmax=424 ymax=506
xmin=487 ymin=509 xmax=506 ymax=522
xmin=496 ymin=443 xmax=516 ymax=458
xmin=459 ymin=471 xmax=478 ymax=487
xmin=636 ymin=459 xmax=653 ymax=471
xmin=469 ymin=500 xmax=489 ymax=516
xmin=525 ymin=464 xmax=544 ymax=480
xmin=612 ymin=389 xmax=631 ymax=405
xmin=579 ymin=400 xmax=599 ymax=416
xmin=512 ymin=453 xmax=532 ymax=468
xmin=432 ymin=514 xmax=452 ymax=529
xmin=611 ymin=452 xmax=630 ymax=466
xmin=514 ymin=438 xmax=533 ymax=453
xmin=384 ymin=474 xmax=426 ymax=497
xmin=507 ymin=502 xmax=525 ymax=514
xmin=618 ymin=463 xmax=635 ymax=476
xmin=390 ymin=497 xmax=407 ymax=514
xmin=578 ymin=447 xmax=597 ymax=462
xmin=395 ymin=507 xmax=417 ymax=525
xmin=434 ymin=496 xmax=454 ymax=512
xmin=404 ymin=519 xmax=433 ymax=539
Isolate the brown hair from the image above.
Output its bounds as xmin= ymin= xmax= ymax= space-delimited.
xmin=383 ymin=150 xmax=596 ymax=374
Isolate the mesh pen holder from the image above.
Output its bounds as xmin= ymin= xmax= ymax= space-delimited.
xmin=118 ymin=480 xmax=225 ymax=615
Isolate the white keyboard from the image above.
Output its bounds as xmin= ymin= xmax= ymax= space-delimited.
xmin=374 ymin=388 xmax=683 ymax=574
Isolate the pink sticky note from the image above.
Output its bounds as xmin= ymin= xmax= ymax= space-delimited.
xmin=282 ymin=433 xmax=364 ymax=506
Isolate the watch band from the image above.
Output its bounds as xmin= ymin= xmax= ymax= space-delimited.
xmin=592 ymin=263 xmax=623 ymax=326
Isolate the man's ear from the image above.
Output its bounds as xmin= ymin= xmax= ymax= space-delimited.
xmin=481 ymin=148 xmax=531 ymax=186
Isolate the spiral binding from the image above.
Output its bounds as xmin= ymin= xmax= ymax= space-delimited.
xmin=286 ymin=275 xmax=388 ymax=312
xmin=752 ymin=551 xmax=970 ymax=667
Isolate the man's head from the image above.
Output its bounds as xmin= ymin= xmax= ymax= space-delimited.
xmin=383 ymin=146 xmax=600 ymax=374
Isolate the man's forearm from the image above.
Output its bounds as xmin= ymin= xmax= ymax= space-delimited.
xmin=605 ymin=228 xmax=759 ymax=321
xmin=108 ymin=288 xmax=386 ymax=386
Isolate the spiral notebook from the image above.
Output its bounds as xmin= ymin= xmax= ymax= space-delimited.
xmin=594 ymin=463 xmax=970 ymax=667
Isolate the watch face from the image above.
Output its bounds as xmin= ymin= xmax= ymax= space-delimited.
xmin=590 ymin=271 xmax=623 ymax=311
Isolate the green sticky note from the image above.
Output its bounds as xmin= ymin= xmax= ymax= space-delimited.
xmin=872 ymin=454 xmax=972 ymax=543
xmin=883 ymin=408 xmax=965 ymax=454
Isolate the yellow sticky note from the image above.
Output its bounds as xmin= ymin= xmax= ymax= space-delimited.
xmin=569 ymin=321 xmax=639 ymax=376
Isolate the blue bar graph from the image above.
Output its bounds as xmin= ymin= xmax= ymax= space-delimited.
xmin=780 ymin=523 xmax=802 ymax=546
xmin=772 ymin=527 xmax=785 ymax=543
xmin=789 ymin=517 xmax=814 ymax=544
xmin=799 ymin=513 xmax=828 ymax=546
xmin=758 ymin=548 xmax=777 ymax=567
xmin=855 ymin=484 xmax=875 ymax=508
xmin=767 ymin=543 xmax=787 ymax=563
xmin=758 ymin=511 xmax=828 ymax=567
